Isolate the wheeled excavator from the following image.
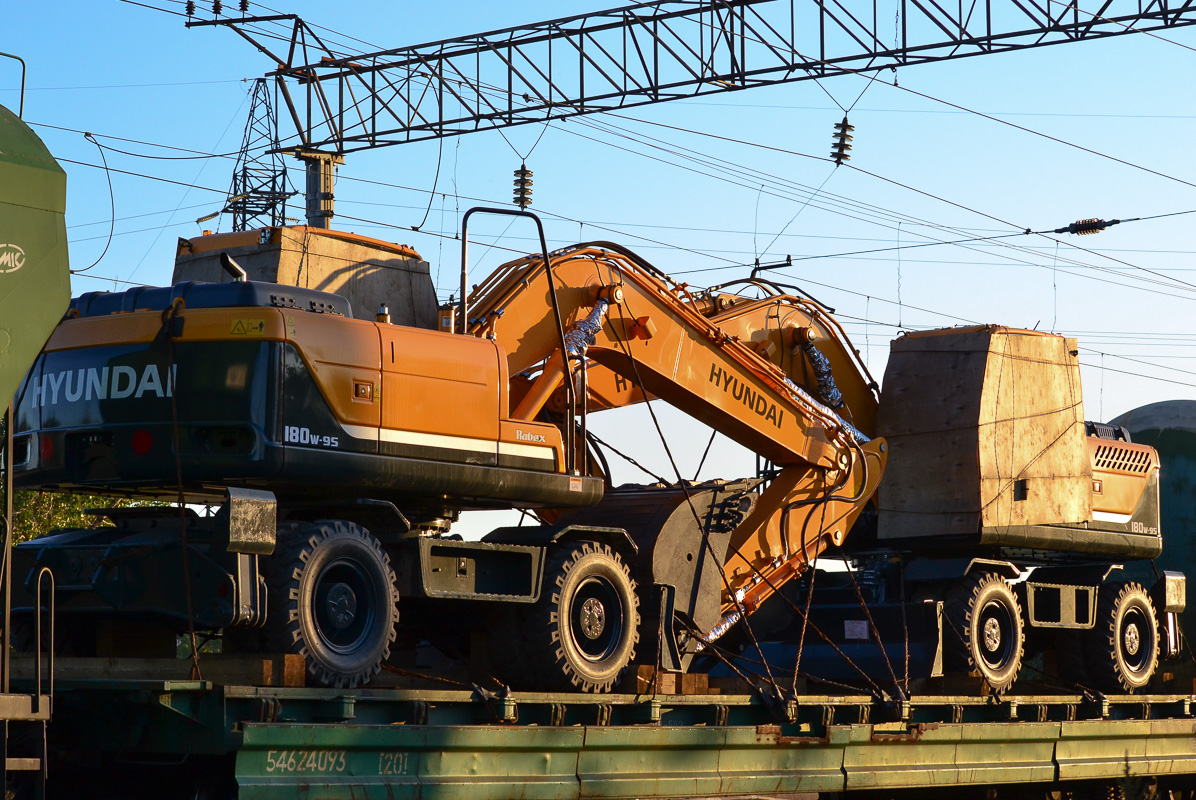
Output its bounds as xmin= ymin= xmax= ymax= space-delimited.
xmin=9 ymin=210 xmax=1184 ymax=696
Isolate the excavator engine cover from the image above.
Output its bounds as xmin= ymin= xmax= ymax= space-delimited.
xmin=877 ymin=326 xmax=1091 ymax=543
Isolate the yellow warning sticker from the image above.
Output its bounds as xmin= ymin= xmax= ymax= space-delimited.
xmin=285 ymin=315 xmax=297 ymax=337
xmin=230 ymin=319 xmax=266 ymax=336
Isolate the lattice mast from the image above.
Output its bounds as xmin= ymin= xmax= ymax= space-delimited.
xmin=224 ymin=77 xmax=293 ymax=231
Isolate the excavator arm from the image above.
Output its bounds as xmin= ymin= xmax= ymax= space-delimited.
xmin=547 ymin=279 xmax=880 ymax=435
xmin=467 ymin=242 xmax=887 ymax=643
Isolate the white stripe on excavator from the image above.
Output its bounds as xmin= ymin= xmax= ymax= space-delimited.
xmin=340 ymin=423 xmax=555 ymax=462
xmin=1091 ymin=510 xmax=1133 ymax=525
xmin=498 ymin=440 xmax=558 ymax=461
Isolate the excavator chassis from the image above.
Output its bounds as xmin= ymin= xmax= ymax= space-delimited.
xmin=10 ymin=481 xmax=764 ymax=692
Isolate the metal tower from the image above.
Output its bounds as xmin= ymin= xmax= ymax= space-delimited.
xmin=192 ymin=1 xmax=1196 ymax=226
xmin=224 ymin=78 xmax=294 ymax=231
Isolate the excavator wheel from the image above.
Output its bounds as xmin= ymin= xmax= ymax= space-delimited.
xmin=944 ymin=572 xmax=1024 ymax=693
xmin=492 ymin=541 xmax=639 ymax=693
xmin=1085 ymin=582 xmax=1158 ymax=694
xmin=263 ymin=520 xmax=399 ymax=688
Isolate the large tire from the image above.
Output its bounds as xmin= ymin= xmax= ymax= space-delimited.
xmin=944 ymin=572 xmax=1024 ymax=693
xmin=263 ymin=520 xmax=399 ymax=688
xmin=492 ymin=542 xmax=639 ymax=693
xmin=1086 ymin=582 xmax=1158 ymax=694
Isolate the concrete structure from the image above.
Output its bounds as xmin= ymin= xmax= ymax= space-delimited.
xmin=174 ymin=226 xmax=438 ymax=328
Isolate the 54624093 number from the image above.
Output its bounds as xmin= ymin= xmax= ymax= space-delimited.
xmin=264 ymin=750 xmax=347 ymax=773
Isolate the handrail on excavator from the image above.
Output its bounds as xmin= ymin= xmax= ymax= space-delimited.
xmin=460 ymin=207 xmax=579 ymax=473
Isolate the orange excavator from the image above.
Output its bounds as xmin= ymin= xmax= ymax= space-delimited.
xmin=10 ymin=210 xmax=883 ymax=691
xmin=10 ymin=210 xmax=1179 ymax=696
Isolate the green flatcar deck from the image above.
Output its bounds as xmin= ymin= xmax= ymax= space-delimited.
xmin=35 ymin=674 xmax=1196 ymax=799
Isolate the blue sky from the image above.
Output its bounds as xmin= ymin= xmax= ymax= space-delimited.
xmin=5 ymin=2 xmax=1196 ymax=531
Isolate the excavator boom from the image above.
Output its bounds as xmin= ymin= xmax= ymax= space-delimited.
xmin=466 ymin=241 xmax=886 ymax=642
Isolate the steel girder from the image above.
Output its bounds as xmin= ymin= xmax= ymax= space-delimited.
xmin=188 ymin=1 xmax=1196 ymax=155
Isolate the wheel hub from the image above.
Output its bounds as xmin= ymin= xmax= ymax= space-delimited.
xmin=580 ymin=597 xmax=606 ymax=639
xmin=1124 ymin=622 xmax=1140 ymax=656
xmin=326 ymin=583 xmax=358 ymax=630
xmin=983 ymin=617 xmax=1002 ymax=652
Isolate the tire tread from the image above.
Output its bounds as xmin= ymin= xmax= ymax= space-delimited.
xmin=944 ymin=572 xmax=1024 ymax=693
xmin=492 ymin=542 xmax=639 ymax=693
xmin=263 ymin=519 xmax=398 ymax=689
xmin=1085 ymin=581 xmax=1158 ymax=694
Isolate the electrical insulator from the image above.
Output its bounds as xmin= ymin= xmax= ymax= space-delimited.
xmin=513 ymin=163 xmax=533 ymax=209
xmin=240 ymin=0 xmax=249 ymax=11
xmin=212 ymin=0 xmax=222 ymax=15
xmin=830 ymin=115 xmax=854 ymax=165
xmin=1053 ymin=218 xmax=1121 ymax=235
xmin=185 ymin=0 xmax=195 ymax=15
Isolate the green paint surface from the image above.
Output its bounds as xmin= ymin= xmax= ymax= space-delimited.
xmin=0 ymin=103 xmax=72 ymax=406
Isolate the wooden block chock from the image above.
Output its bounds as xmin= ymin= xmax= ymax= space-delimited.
xmin=11 ymin=653 xmax=305 ymax=688
xmin=633 ymin=665 xmax=679 ymax=694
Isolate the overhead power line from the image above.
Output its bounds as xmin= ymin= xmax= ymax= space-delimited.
xmin=19 ymin=78 xmax=243 ymax=91
xmin=176 ymin=0 xmax=1196 ymax=231
xmin=885 ymin=81 xmax=1196 ymax=193
xmin=559 ymin=117 xmax=1196 ymax=299
xmin=56 ymin=157 xmax=226 ymax=193
xmin=799 ymin=285 xmax=1196 ymax=390
xmin=577 ymin=107 xmax=1196 ymax=295
xmin=118 ymin=0 xmax=188 ymax=17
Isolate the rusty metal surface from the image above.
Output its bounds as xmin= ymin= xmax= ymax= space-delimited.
xmin=226 ymin=487 xmax=278 ymax=555
xmin=231 ymin=714 xmax=1196 ymax=798
xmin=213 ymin=687 xmax=1196 ymax=798
xmin=36 ymin=678 xmax=1196 ymax=797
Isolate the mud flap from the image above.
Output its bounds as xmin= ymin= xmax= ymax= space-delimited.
xmin=226 ymin=487 xmax=277 ymax=555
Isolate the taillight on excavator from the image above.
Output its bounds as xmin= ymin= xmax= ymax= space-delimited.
xmin=131 ymin=430 xmax=153 ymax=456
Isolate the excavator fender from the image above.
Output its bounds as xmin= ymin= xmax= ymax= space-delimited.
xmin=550 ymin=481 xmax=759 ymax=654
xmin=484 ymin=524 xmax=638 ymax=564
xmin=904 ymin=558 xmax=1022 ymax=584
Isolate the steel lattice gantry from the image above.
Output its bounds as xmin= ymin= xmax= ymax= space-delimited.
xmin=222 ymin=77 xmax=295 ymax=231
xmin=192 ymin=0 xmax=1196 ymax=152
xmin=188 ymin=0 xmax=1196 ymax=224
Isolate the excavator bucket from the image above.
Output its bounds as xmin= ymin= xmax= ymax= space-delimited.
xmin=554 ymin=480 xmax=760 ymax=666
xmin=0 ymin=103 xmax=71 ymax=405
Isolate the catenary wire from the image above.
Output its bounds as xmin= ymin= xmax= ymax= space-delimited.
xmin=44 ymin=95 xmax=1196 ymax=297
xmin=73 ymin=134 xmax=116 ymax=273
xmin=555 ymin=121 xmax=1196 ymax=300
xmin=49 ymin=74 xmax=1196 ymax=377
xmin=51 ymin=118 xmax=1196 ymax=267
xmin=586 ymin=112 xmax=1196 ymax=293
